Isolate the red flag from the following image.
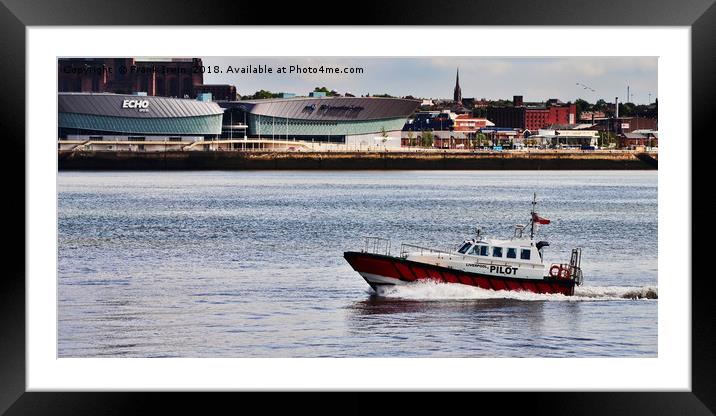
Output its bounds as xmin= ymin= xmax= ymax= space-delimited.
xmin=532 ymin=213 xmax=550 ymax=224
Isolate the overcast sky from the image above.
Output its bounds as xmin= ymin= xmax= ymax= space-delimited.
xmin=202 ymin=57 xmax=657 ymax=104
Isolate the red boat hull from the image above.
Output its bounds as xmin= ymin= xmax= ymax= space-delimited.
xmin=344 ymin=251 xmax=575 ymax=296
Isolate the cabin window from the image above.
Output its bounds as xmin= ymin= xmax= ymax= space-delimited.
xmin=457 ymin=243 xmax=472 ymax=254
xmin=479 ymin=245 xmax=489 ymax=256
xmin=492 ymin=247 xmax=503 ymax=258
xmin=467 ymin=245 xmax=479 ymax=255
xmin=506 ymin=248 xmax=517 ymax=259
xmin=520 ymin=249 xmax=531 ymax=260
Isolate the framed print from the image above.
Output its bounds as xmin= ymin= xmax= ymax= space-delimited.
xmin=2 ymin=0 xmax=714 ymax=414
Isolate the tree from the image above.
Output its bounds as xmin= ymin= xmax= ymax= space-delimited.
xmin=314 ymin=86 xmax=331 ymax=94
xmin=649 ymin=98 xmax=658 ymax=118
xmin=420 ymin=130 xmax=434 ymax=147
xmin=619 ymin=102 xmax=636 ymax=117
xmin=600 ymin=131 xmax=617 ymax=148
xmin=473 ymin=132 xmax=487 ymax=149
xmin=575 ymin=98 xmax=591 ymax=117
xmin=380 ymin=126 xmax=389 ymax=145
xmin=598 ymin=131 xmax=607 ymax=148
xmin=524 ymin=137 xmax=539 ymax=147
xmin=472 ymin=108 xmax=487 ymax=118
xmin=247 ymin=89 xmax=279 ymax=99
xmin=594 ymin=99 xmax=608 ymax=111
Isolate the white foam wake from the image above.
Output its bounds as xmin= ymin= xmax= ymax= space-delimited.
xmin=371 ymin=280 xmax=657 ymax=301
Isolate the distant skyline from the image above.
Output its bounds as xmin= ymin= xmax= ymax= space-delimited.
xmin=202 ymin=57 xmax=658 ymax=104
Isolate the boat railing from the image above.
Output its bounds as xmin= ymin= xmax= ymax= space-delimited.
xmin=362 ymin=236 xmax=392 ymax=256
xmin=569 ymin=247 xmax=584 ymax=285
xmin=400 ymin=243 xmax=454 ymax=258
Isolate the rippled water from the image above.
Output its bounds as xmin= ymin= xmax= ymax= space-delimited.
xmin=58 ymin=170 xmax=657 ymax=357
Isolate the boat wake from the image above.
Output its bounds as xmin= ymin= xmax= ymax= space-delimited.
xmin=371 ymin=281 xmax=657 ymax=301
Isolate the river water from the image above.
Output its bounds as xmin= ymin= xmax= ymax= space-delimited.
xmin=58 ymin=170 xmax=657 ymax=357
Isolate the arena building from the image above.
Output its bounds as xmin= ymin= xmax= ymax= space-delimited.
xmin=58 ymin=92 xmax=223 ymax=151
xmin=219 ymin=97 xmax=421 ymax=148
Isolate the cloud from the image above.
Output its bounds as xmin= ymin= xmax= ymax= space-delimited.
xmin=534 ymin=57 xmax=657 ymax=78
xmin=428 ymin=57 xmax=516 ymax=76
xmin=202 ymin=56 xmax=657 ymax=103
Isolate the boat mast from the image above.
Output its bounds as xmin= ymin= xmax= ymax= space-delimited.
xmin=530 ymin=192 xmax=537 ymax=239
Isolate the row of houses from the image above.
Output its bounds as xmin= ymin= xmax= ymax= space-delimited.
xmin=401 ymin=110 xmax=658 ymax=150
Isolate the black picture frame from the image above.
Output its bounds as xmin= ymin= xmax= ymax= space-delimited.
xmin=1 ymin=0 xmax=712 ymax=414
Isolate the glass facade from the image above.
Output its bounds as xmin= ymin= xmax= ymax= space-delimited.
xmin=58 ymin=112 xmax=223 ymax=136
xmin=248 ymin=115 xmax=407 ymax=139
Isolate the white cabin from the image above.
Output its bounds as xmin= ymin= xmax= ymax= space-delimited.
xmin=403 ymin=226 xmax=549 ymax=280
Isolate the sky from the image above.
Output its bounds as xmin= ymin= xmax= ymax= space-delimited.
xmin=202 ymin=57 xmax=658 ymax=104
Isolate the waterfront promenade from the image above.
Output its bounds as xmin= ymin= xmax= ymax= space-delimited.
xmin=58 ymin=149 xmax=658 ymax=170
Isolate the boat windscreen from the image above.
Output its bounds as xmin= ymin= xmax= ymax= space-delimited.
xmin=457 ymin=243 xmax=472 ymax=254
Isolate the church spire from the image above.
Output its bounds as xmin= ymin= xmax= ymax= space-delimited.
xmin=453 ymin=67 xmax=462 ymax=104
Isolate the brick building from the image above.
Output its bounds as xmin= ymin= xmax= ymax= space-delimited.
xmin=618 ymin=132 xmax=658 ymax=149
xmin=486 ymin=100 xmax=577 ymax=131
xmin=486 ymin=106 xmax=527 ymax=129
xmin=58 ymin=58 xmax=235 ymax=100
xmin=591 ymin=117 xmax=658 ymax=134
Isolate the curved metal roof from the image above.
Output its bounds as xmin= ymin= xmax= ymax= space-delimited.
xmin=223 ymin=97 xmax=420 ymax=121
xmin=58 ymin=93 xmax=224 ymax=119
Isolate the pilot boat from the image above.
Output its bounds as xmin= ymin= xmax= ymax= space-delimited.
xmin=344 ymin=194 xmax=584 ymax=296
